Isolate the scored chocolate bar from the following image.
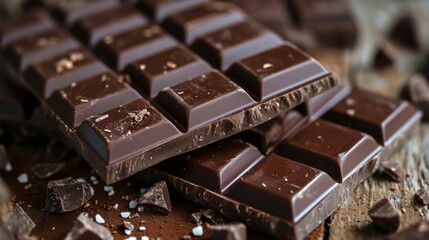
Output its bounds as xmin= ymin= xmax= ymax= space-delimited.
xmin=0 ymin=1 xmax=337 ymax=183
xmin=140 ymin=88 xmax=421 ymax=239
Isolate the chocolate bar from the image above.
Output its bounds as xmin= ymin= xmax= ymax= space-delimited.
xmin=0 ymin=1 xmax=337 ymax=183
xmin=139 ymin=88 xmax=421 ymax=239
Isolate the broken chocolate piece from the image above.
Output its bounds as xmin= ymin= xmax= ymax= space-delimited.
xmin=386 ymin=221 xmax=429 ymax=240
xmin=208 ymin=223 xmax=246 ymax=240
xmin=31 ymin=162 xmax=65 ymax=179
xmin=402 ymin=74 xmax=429 ymax=121
xmin=389 ymin=14 xmax=423 ymax=50
xmin=6 ymin=204 xmax=36 ymax=240
xmin=201 ymin=209 xmax=225 ymax=225
xmin=381 ymin=161 xmax=406 ymax=182
xmin=64 ymin=213 xmax=113 ymax=240
xmin=137 ymin=181 xmax=171 ymax=214
xmin=368 ymin=198 xmax=401 ymax=232
xmin=45 ymin=178 xmax=92 ymax=213
xmin=416 ymin=189 xmax=429 ymax=205
xmin=0 ymin=145 xmax=6 ymax=170
xmin=373 ymin=46 xmax=394 ymax=69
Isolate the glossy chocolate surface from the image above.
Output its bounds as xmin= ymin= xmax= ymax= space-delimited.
xmin=136 ymin=0 xmax=208 ymax=21
xmin=3 ymin=28 xmax=79 ymax=71
xmin=226 ymin=154 xmax=336 ymax=222
xmin=191 ymin=21 xmax=283 ymax=70
xmin=48 ymin=72 xmax=141 ymax=127
xmin=23 ymin=48 xmax=108 ymax=98
xmin=71 ymin=5 xmax=147 ymax=47
xmin=162 ymin=2 xmax=246 ymax=44
xmin=227 ymin=44 xmax=329 ymax=101
xmin=323 ymin=89 xmax=418 ymax=145
xmin=78 ymin=98 xmax=181 ymax=163
xmin=158 ymin=138 xmax=263 ymax=193
xmin=51 ymin=0 xmax=120 ymax=25
xmin=279 ymin=119 xmax=380 ymax=182
xmin=94 ymin=24 xmax=177 ymax=71
xmin=126 ymin=45 xmax=211 ymax=98
xmin=155 ymin=71 xmax=254 ymax=131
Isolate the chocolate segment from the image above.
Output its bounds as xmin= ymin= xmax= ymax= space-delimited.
xmin=226 ymin=154 xmax=336 ymax=222
xmin=125 ymin=45 xmax=211 ymax=98
xmin=45 ymin=177 xmax=92 ymax=213
xmin=64 ymin=213 xmax=114 ymax=240
xmin=3 ymin=28 xmax=80 ymax=71
xmin=0 ymin=9 xmax=54 ymax=48
xmin=323 ymin=89 xmax=418 ymax=146
xmin=71 ymin=5 xmax=147 ymax=47
xmin=136 ymin=0 xmax=207 ymax=21
xmin=386 ymin=221 xmax=429 ymax=240
xmin=158 ymin=138 xmax=263 ymax=193
xmin=23 ymin=48 xmax=108 ymax=98
xmin=191 ymin=21 xmax=283 ymax=70
xmin=137 ymin=181 xmax=172 ymax=214
xmin=51 ymin=0 xmax=120 ymax=26
xmin=78 ymin=98 xmax=181 ymax=163
xmin=279 ymin=119 xmax=380 ymax=183
xmin=226 ymin=44 xmax=329 ymax=101
xmin=368 ymin=198 xmax=401 ymax=232
xmin=162 ymin=2 xmax=246 ymax=44
xmin=155 ymin=71 xmax=254 ymax=131
xmin=94 ymin=24 xmax=177 ymax=71
xmin=48 ymin=72 xmax=141 ymax=127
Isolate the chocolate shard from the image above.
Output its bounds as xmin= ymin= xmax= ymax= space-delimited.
xmin=381 ymin=161 xmax=406 ymax=182
xmin=415 ymin=189 xmax=429 ymax=205
xmin=373 ymin=46 xmax=394 ymax=70
xmin=137 ymin=181 xmax=171 ymax=214
xmin=208 ymin=223 xmax=246 ymax=240
xmin=402 ymin=74 xmax=429 ymax=121
xmin=0 ymin=145 xmax=6 ymax=170
xmin=201 ymin=209 xmax=225 ymax=225
xmin=45 ymin=178 xmax=92 ymax=213
xmin=64 ymin=213 xmax=113 ymax=240
xmin=31 ymin=162 xmax=65 ymax=179
xmin=389 ymin=14 xmax=423 ymax=50
xmin=6 ymin=204 xmax=36 ymax=240
xmin=368 ymin=198 xmax=401 ymax=232
xmin=386 ymin=221 xmax=429 ymax=240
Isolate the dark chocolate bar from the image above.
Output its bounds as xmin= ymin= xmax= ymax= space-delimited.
xmin=0 ymin=1 xmax=338 ymax=183
xmin=139 ymin=88 xmax=420 ymax=240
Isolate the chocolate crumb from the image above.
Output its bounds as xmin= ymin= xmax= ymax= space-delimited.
xmin=381 ymin=161 xmax=406 ymax=182
xmin=137 ymin=181 xmax=171 ymax=214
xmin=368 ymin=198 xmax=401 ymax=232
xmin=416 ymin=189 xmax=429 ymax=205
xmin=208 ymin=223 xmax=247 ymax=240
xmin=31 ymin=162 xmax=65 ymax=179
xmin=64 ymin=213 xmax=113 ymax=240
xmin=45 ymin=178 xmax=92 ymax=213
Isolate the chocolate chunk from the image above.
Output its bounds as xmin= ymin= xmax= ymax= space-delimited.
xmin=416 ymin=189 xmax=429 ymax=205
xmin=31 ymin=162 xmax=65 ymax=179
xmin=373 ymin=46 xmax=394 ymax=69
xmin=6 ymin=204 xmax=36 ymax=240
xmin=71 ymin=5 xmax=147 ymax=47
xmin=125 ymin=45 xmax=211 ymax=98
xmin=136 ymin=0 xmax=208 ymax=21
xmin=226 ymin=44 xmax=330 ymax=101
xmin=208 ymin=223 xmax=246 ymax=240
xmin=386 ymin=221 xmax=429 ymax=240
xmin=162 ymin=2 xmax=246 ymax=44
xmin=45 ymin=178 xmax=92 ymax=213
xmin=0 ymin=145 xmax=6 ymax=170
xmin=191 ymin=20 xmax=283 ymax=70
xmin=201 ymin=209 xmax=224 ymax=225
xmin=368 ymin=198 xmax=401 ymax=232
xmin=389 ymin=14 xmax=423 ymax=50
xmin=64 ymin=213 xmax=113 ymax=240
xmin=381 ymin=161 xmax=406 ymax=182
xmin=137 ymin=181 xmax=171 ymax=214
xmin=402 ymin=74 xmax=429 ymax=121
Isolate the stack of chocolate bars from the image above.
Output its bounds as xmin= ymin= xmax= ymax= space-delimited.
xmin=0 ymin=0 xmax=423 ymax=239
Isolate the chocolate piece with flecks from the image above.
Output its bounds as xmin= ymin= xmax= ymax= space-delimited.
xmin=386 ymin=221 xmax=429 ymax=240
xmin=368 ymin=198 xmax=401 ymax=232
xmin=138 ymin=181 xmax=171 ymax=214
xmin=415 ymin=189 xmax=429 ymax=205
xmin=209 ymin=223 xmax=246 ymax=240
xmin=6 ymin=204 xmax=36 ymax=240
xmin=381 ymin=161 xmax=406 ymax=182
xmin=64 ymin=213 xmax=113 ymax=240
xmin=45 ymin=178 xmax=92 ymax=213
xmin=31 ymin=162 xmax=65 ymax=179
